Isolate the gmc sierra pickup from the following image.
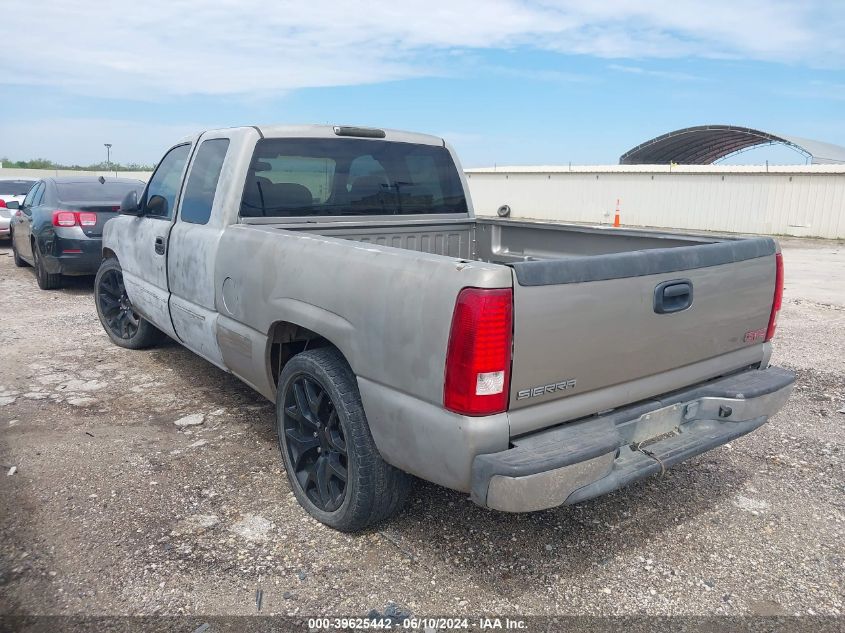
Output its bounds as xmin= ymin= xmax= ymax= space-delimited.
xmin=96 ymin=124 xmax=794 ymax=531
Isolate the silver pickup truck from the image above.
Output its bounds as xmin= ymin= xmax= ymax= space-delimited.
xmin=96 ymin=124 xmax=794 ymax=531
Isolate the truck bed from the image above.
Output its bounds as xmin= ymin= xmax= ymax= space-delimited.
xmin=245 ymin=216 xmax=776 ymax=436
xmin=254 ymin=216 xmax=720 ymax=263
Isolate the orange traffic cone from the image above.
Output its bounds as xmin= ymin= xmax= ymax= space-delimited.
xmin=613 ymin=199 xmax=621 ymax=227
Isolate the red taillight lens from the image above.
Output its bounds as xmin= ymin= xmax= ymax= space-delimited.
xmin=0 ymin=199 xmax=6 ymax=208
xmin=53 ymin=210 xmax=77 ymax=227
xmin=444 ymin=287 xmax=513 ymax=416
xmin=78 ymin=212 xmax=97 ymax=226
xmin=51 ymin=210 xmax=97 ymax=227
xmin=765 ymin=253 xmax=784 ymax=342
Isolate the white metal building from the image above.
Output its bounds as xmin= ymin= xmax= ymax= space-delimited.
xmin=465 ymin=164 xmax=845 ymax=240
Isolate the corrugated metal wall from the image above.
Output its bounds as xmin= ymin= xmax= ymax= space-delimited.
xmin=465 ymin=166 xmax=845 ymax=239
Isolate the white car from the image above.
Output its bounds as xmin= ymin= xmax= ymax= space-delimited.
xmin=0 ymin=179 xmax=35 ymax=239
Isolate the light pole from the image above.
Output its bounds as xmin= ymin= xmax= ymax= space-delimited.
xmin=104 ymin=143 xmax=112 ymax=172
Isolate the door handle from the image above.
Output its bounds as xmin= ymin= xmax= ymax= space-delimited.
xmin=654 ymin=279 xmax=693 ymax=314
xmin=154 ymin=236 xmax=166 ymax=255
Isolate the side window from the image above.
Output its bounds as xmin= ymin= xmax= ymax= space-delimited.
xmin=33 ymin=182 xmax=46 ymax=206
xmin=144 ymin=144 xmax=191 ymax=219
xmin=22 ymin=182 xmax=41 ymax=209
xmin=180 ymin=139 xmax=230 ymax=225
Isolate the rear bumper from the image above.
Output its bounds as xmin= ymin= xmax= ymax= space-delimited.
xmin=471 ymin=366 xmax=795 ymax=512
xmin=40 ymin=231 xmax=103 ymax=275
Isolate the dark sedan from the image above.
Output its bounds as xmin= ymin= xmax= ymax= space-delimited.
xmin=9 ymin=176 xmax=145 ymax=289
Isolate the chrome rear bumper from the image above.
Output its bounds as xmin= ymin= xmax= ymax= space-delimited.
xmin=471 ymin=366 xmax=795 ymax=512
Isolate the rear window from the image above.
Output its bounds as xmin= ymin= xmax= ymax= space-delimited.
xmin=56 ymin=181 xmax=144 ymax=204
xmin=0 ymin=180 xmax=35 ymax=196
xmin=241 ymin=138 xmax=467 ymax=217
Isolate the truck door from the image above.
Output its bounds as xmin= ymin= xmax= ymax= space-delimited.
xmin=166 ymin=134 xmax=233 ymax=368
xmin=117 ymin=143 xmax=192 ymax=338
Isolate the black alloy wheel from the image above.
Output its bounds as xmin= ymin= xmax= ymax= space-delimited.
xmin=33 ymin=242 xmax=61 ymax=289
xmin=282 ymin=374 xmax=348 ymax=512
xmin=97 ymin=268 xmax=140 ymax=340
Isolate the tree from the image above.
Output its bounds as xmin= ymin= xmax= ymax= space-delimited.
xmin=0 ymin=157 xmax=155 ymax=171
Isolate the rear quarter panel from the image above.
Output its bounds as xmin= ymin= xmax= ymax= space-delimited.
xmin=213 ymin=226 xmax=515 ymax=490
xmin=214 ymin=224 xmax=512 ymax=404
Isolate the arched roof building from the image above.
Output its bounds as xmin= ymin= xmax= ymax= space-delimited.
xmin=620 ymin=125 xmax=845 ymax=165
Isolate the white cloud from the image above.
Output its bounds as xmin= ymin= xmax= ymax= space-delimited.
xmin=2 ymin=0 xmax=842 ymax=98
xmin=607 ymin=64 xmax=702 ymax=81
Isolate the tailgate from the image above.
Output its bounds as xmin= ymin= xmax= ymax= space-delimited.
xmin=508 ymin=238 xmax=778 ymax=427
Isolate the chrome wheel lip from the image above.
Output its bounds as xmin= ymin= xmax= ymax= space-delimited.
xmin=282 ymin=373 xmax=348 ymax=513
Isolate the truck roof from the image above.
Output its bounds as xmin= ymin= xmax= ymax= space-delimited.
xmin=176 ymin=124 xmax=445 ymax=147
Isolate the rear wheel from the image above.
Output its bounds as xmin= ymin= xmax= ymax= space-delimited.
xmin=95 ymin=258 xmax=163 ymax=349
xmin=33 ymin=242 xmax=62 ymax=290
xmin=11 ymin=234 xmax=28 ymax=267
xmin=277 ymin=347 xmax=411 ymax=531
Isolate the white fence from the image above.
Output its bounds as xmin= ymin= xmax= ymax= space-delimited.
xmin=0 ymin=167 xmax=153 ymax=181
xmin=465 ymin=164 xmax=845 ymax=239
xmin=5 ymin=165 xmax=844 ymax=239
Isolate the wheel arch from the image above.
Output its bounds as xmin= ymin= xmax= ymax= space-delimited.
xmin=266 ymin=319 xmax=355 ymax=391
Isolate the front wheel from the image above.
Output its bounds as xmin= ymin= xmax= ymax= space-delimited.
xmin=94 ymin=258 xmax=163 ymax=349
xmin=277 ymin=347 xmax=411 ymax=531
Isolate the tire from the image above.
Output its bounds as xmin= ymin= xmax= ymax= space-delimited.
xmin=94 ymin=257 xmax=164 ymax=349
xmin=33 ymin=241 xmax=62 ymax=290
xmin=276 ymin=347 xmax=411 ymax=531
xmin=11 ymin=234 xmax=28 ymax=267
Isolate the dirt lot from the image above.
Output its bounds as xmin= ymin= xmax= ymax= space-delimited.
xmin=0 ymin=237 xmax=843 ymax=620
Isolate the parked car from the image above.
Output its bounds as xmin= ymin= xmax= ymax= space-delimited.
xmin=0 ymin=206 xmax=13 ymax=240
xmin=96 ymin=125 xmax=793 ymax=531
xmin=10 ymin=176 xmax=145 ymax=289
xmin=0 ymin=179 xmax=35 ymax=239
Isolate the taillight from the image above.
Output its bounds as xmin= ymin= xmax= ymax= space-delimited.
xmin=51 ymin=210 xmax=97 ymax=227
xmin=765 ymin=252 xmax=784 ymax=341
xmin=53 ymin=210 xmax=77 ymax=227
xmin=0 ymin=199 xmax=6 ymax=208
xmin=79 ymin=212 xmax=97 ymax=226
xmin=444 ymin=287 xmax=513 ymax=416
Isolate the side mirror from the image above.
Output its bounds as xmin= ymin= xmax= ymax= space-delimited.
xmin=146 ymin=194 xmax=168 ymax=217
xmin=119 ymin=190 xmax=142 ymax=216
xmin=6 ymin=201 xmax=19 ymax=210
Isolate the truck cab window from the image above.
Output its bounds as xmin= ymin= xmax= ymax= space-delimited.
xmin=144 ymin=144 xmax=191 ymax=219
xmin=241 ymin=138 xmax=467 ymax=218
xmin=180 ymin=139 xmax=230 ymax=225
xmin=347 ymin=155 xmax=388 ymax=193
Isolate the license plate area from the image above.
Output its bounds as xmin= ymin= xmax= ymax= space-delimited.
xmin=618 ymin=402 xmax=685 ymax=445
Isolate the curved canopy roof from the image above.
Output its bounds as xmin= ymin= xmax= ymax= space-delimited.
xmin=620 ymin=125 xmax=845 ymax=165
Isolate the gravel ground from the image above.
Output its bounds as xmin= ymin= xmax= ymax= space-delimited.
xmin=0 ymin=237 xmax=843 ymax=620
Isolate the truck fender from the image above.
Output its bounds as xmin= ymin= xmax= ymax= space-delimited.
xmin=264 ymin=298 xmax=358 ymax=389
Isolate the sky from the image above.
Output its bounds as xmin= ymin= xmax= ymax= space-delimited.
xmin=1 ymin=0 xmax=844 ymax=168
